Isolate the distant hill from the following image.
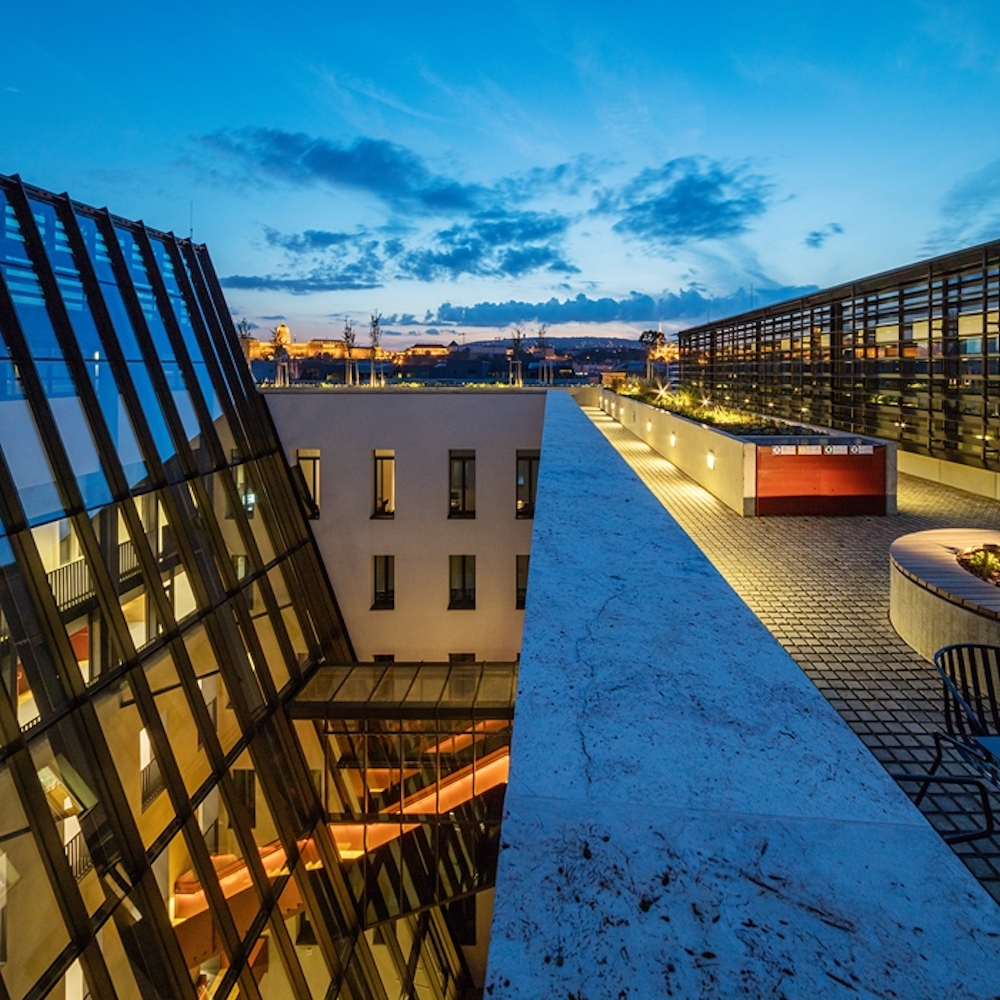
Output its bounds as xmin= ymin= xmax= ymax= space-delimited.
xmin=466 ymin=335 xmax=644 ymax=351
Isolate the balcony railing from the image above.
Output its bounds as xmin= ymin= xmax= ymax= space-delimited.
xmin=449 ymin=588 xmax=476 ymax=610
xmin=64 ymin=828 xmax=94 ymax=880
xmin=140 ymin=756 xmax=165 ymax=811
xmin=47 ymin=557 xmax=92 ymax=614
xmin=46 ymin=540 xmax=142 ymax=614
xmin=372 ymin=589 xmax=394 ymax=610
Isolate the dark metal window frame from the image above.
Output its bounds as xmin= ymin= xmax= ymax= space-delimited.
xmin=516 ymin=553 xmax=530 ymax=610
xmin=449 ymin=449 xmax=475 ymax=518
xmin=373 ymin=449 xmax=395 ymax=518
xmin=373 ymin=554 xmax=395 ymax=610
xmin=516 ymin=449 xmax=540 ymax=518
xmin=449 ymin=554 xmax=476 ymax=609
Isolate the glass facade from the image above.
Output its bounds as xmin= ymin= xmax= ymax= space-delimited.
xmin=678 ymin=240 xmax=1000 ymax=468
xmin=0 ymin=176 xmax=488 ymax=999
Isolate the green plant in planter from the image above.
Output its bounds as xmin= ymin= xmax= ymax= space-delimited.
xmin=963 ymin=548 xmax=1000 ymax=584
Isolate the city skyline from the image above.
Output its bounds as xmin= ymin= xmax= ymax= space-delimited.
xmin=3 ymin=0 xmax=999 ymax=344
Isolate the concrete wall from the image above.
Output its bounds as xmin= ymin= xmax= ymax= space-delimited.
xmin=597 ymin=389 xmax=753 ymax=515
xmin=890 ymin=564 xmax=1000 ymax=660
xmin=265 ymin=388 xmax=546 ymax=662
xmin=898 ymin=450 xmax=1000 ymax=502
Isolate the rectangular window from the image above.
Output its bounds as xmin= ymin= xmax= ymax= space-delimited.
xmin=449 ymin=450 xmax=475 ymax=518
xmin=373 ymin=449 xmax=395 ymax=518
xmin=373 ymin=654 xmax=395 ymax=663
xmin=516 ymin=554 xmax=530 ymax=610
xmin=516 ymin=450 xmax=540 ymax=518
xmin=448 ymin=652 xmax=476 ymax=663
xmin=449 ymin=555 xmax=476 ymax=609
xmin=297 ymin=448 xmax=321 ymax=513
xmin=373 ymin=555 xmax=395 ymax=610
xmin=231 ymin=769 xmax=256 ymax=828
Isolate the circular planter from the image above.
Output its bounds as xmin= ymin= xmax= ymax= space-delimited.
xmin=889 ymin=528 xmax=1000 ymax=660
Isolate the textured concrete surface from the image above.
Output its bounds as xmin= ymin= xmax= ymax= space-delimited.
xmin=486 ymin=394 xmax=1000 ymax=1000
xmin=585 ymin=403 xmax=1000 ymax=902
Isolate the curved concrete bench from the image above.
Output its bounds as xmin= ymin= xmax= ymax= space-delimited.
xmin=889 ymin=528 xmax=1000 ymax=659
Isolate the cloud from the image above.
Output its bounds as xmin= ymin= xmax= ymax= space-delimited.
xmin=499 ymin=156 xmax=608 ymax=201
xmin=396 ymin=209 xmax=577 ymax=280
xmin=434 ymin=284 xmax=817 ymax=327
xmin=595 ymin=156 xmax=773 ymax=246
xmin=264 ymin=228 xmax=359 ymax=253
xmin=202 ymin=128 xmax=489 ymax=215
xmin=804 ymin=222 xmax=844 ymax=249
xmin=225 ymin=206 xmax=577 ymax=291
xmin=201 ymin=127 xmax=607 ymax=220
xmin=923 ymin=157 xmax=1000 ymax=254
xmin=221 ymin=270 xmax=383 ymax=293
xmin=260 ymin=314 xmax=286 ymax=320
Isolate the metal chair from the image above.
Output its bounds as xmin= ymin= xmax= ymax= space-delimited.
xmin=910 ymin=643 xmax=1000 ymax=842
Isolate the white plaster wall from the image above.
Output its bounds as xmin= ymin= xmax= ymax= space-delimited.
xmin=264 ymin=389 xmax=546 ymax=662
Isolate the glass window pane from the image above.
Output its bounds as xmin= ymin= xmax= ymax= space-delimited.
xmin=0 ymin=192 xmax=31 ymax=267
xmin=0 ymin=394 xmax=64 ymax=526
xmin=38 ymin=361 xmax=112 ymax=510
xmin=28 ymin=199 xmax=150 ymax=489
xmin=183 ymin=622 xmax=241 ymax=756
xmin=0 ymin=764 xmax=72 ymax=1000
xmin=113 ymin=227 xmax=174 ymax=362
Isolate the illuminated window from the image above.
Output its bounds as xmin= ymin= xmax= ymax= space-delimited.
xmin=449 ymin=451 xmax=475 ymax=518
xmin=373 ymin=449 xmax=395 ymax=518
xmin=296 ymin=448 xmax=320 ymax=516
xmin=516 ymin=450 xmax=540 ymax=518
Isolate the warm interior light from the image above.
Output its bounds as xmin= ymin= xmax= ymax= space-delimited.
xmin=669 ymin=433 xmax=676 ymax=447
xmin=646 ymin=421 xmax=652 ymax=432
xmin=707 ymin=451 xmax=716 ymax=469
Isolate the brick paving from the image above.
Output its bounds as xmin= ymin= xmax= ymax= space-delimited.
xmin=584 ymin=405 xmax=1000 ymax=902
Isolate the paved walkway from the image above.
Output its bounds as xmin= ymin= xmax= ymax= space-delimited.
xmin=584 ymin=405 xmax=1000 ymax=902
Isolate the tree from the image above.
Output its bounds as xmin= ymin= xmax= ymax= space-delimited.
xmin=509 ymin=324 xmax=525 ymax=387
xmin=235 ymin=317 xmax=254 ymax=340
xmin=369 ymin=312 xmax=382 ymax=387
xmin=342 ymin=320 xmax=357 ymax=385
xmin=640 ymin=327 xmax=666 ymax=380
xmin=535 ymin=324 xmax=550 ymax=385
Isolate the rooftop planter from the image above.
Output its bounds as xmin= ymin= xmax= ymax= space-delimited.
xmin=600 ymin=387 xmax=897 ymax=517
xmin=890 ymin=530 xmax=1000 ymax=659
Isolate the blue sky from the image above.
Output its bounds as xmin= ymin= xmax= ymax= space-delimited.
xmin=2 ymin=0 xmax=999 ymax=344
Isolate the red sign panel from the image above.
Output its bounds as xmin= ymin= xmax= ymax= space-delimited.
xmin=755 ymin=446 xmax=886 ymax=516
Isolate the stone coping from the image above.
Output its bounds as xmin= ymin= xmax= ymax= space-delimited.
xmin=889 ymin=528 xmax=1000 ymax=621
xmin=486 ymin=393 xmax=1000 ymax=998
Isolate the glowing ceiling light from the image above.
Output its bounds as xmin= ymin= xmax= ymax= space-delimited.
xmin=707 ymin=451 xmax=716 ymax=470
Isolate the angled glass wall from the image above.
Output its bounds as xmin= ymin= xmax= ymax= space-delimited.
xmin=678 ymin=240 xmax=1000 ymax=469
xmin=0 ymin=175 xmax=475 ymax=1000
